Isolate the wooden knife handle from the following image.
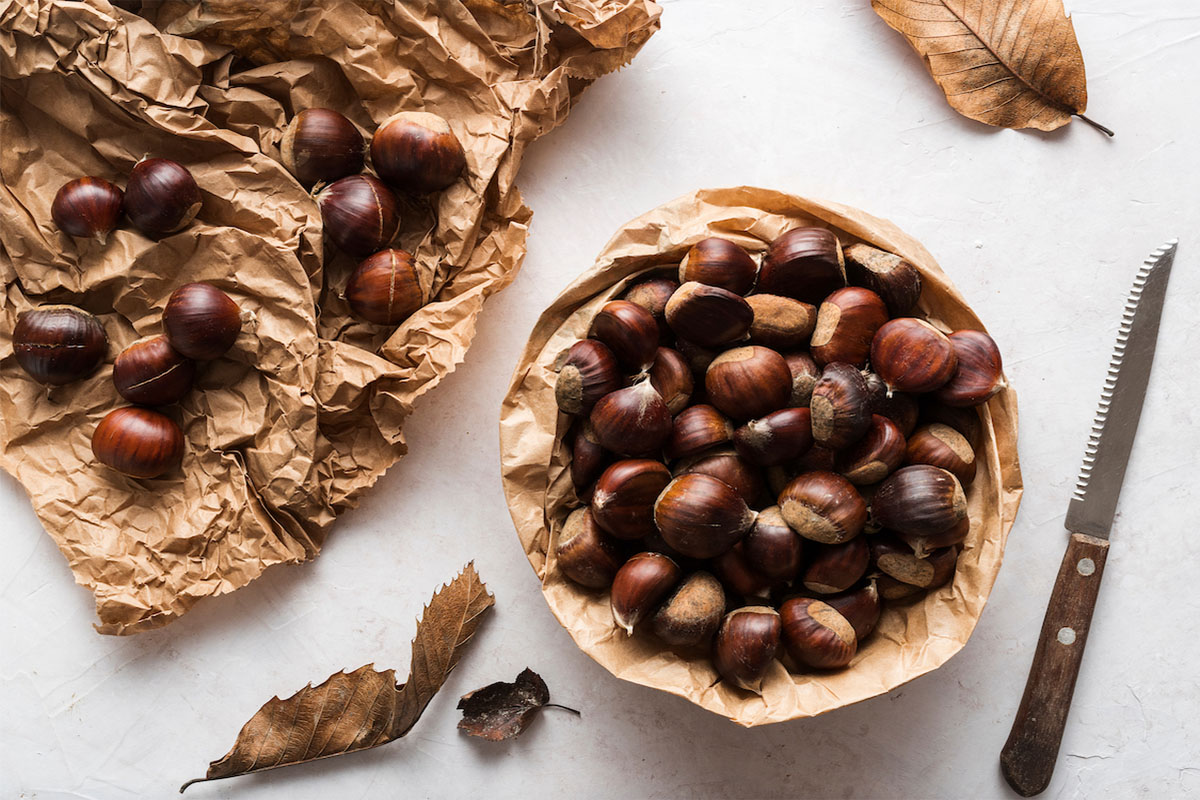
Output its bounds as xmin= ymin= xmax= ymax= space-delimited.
xmin=1000 ymin=533 xmax=1110 ymax=796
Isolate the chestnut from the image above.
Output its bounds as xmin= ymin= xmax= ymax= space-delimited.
xmin=555 ymin=339 xmax=622 ymax=416
xmin=664 ymin=281 xmax=753 ymax=348
xmin=280 ymin=108 xmax=365 ymax=188
xmin=343 ymin=248 xmax=428 ymax=325
xmin=864 ymin=372 xmax=919 ymax=436
xmin=555 ymin=508 xmax=624 ymax=589
xmin=677 ymin=448 xmax=765 ymax=506
xmin=877 ymin=574 xmax=923 ymax=601
xmin=802 ymin=537 xmax=870 ymax=595
xmin=906 ymin=423 xmax=977 ymax=485
xmin=824 ymin=580 xmax=881 ymax=640
xmin=778 ymin=471 xmax=867 ymax=544
xmin=836 ymin=414 xmax=906 ymax=485
xmin=870 ymin=318 xmax=958 ymax=394
xmin=843 ymin=243 xmax=922 ymax=316
xmin=315 ymin=174 xmax=400 ymax=256
xmin=899 ymin=515 xmax=970 ymax=557
xmin=610 ymin=552 xmax=680 ymax=635
xmin=591 ymin=459 xmax=672 ymax=540
xmin=712 ymin=542 xmax=773 ymax=600
xmin=746 ymin=294 xmax=817 ymax=350
xmin=123 ymin=158 xmax=201 ymax=236
xmin=12 ymin=305 xmax=107 ymax=385
xmin=679 ymin=237 xmax=757 ymax=295
xmin=92 ymin=406 xmax=185 ymax=479
xmin=589 ymin=300 xmax=659 ymax=372
xmin=780 ymin=597 xmax=856 ymax=669
xmin=934 ymin=330 xmax=1005 ymax=407
xmin=794 ymin=445 xmax=837 ymax=474
xmin=51 ymin=177 xmax=123 ymax=243
xmin=653 ymin=473 xmax=756 ymax=559
xmin=648 ymin=347 xmax=694 ymax=413
xmin=810 ymin=287 xmax=888 ymax=367
xmin=733 ymin=407 xmax=813 ymax=467
xmin=783 ymin=351 xmax=820 ymax=407
xmin=370 ymin=111 xmax=466 ymax=194
xmin=809 ymin=362 xmax=872 ymax=450
xmin=652 ymin=571 xmax=725 ymax=647
xmin=919 ymin=399 xmax=983 ymax=451
xmin=112 ymin=335 xmax=196 ymax=406
xmin=589 ymin=380 xmax=672 ymax=456
xmin=163 ymin=282 xmax=241 ymax=360
xmin=569 ymin=422 xmax=610 ymax=500
xmin=624 ymin=277 xmax=678 ymax=340
xmin=742 ymin=505 xmax=803 ymax=581
xmin=665 ymin=404 xmax=732 ymax=460
xmin=713 ymin=606 xmax=781 ymax=693
xmin=870 ymin=536 xmax=958 ymax=589
xmin=758 ymin=227 xmax=845 ymax=304
xmin=873 ymin=465 xmax=967 ymax=538
xmin=704 ymin=345 xmax=791 ymax=420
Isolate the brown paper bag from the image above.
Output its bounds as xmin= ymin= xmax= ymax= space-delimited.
xmin=0 ymin=0 xmax=660 ymax=634
xmin=499 ymin=186 xmax=1023 ymax=726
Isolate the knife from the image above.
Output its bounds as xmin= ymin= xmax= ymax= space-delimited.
xmin=1000 ymin=239 xmax=1179 ymax=796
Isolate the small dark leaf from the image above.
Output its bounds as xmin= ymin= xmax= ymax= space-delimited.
xmin=457 ymin=668 xmax=578 ymax=741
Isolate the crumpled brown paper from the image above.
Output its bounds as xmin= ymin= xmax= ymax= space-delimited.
xmin=0 ymin=0 xmax=660 ymax=634
xmin=499 ymin=187 xmax=1023 ymax=726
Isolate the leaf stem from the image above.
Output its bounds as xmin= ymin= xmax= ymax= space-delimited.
xmin=543 ymin=702 xmax=582 ymax=716
xmin=1075 ymin=114 xmax=1115 ymax=137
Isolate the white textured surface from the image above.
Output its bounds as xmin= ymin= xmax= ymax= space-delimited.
xmin=3 ymin=2 xmax=1199 ymax=797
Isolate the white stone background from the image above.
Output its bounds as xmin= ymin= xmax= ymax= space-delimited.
xmin=3 ymin=1 xmax=1199 ymax=798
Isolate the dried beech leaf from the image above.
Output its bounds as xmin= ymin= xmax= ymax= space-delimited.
xmin=871 ymin=0 xmax=1112 ymax=135
xmin=180 ymin=564 xmax=494 ymax=792
xmin=457 ymin=668 xmax=578 ymax=741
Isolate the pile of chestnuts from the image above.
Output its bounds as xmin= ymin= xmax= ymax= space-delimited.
xmin=51 ymin=157 xmax=202 ymax=242
xmin=280 ymin=108 xmax=467 ymax=326
xmin=11 ymin=282 xmax=242 ymax=480
xmin=551 ymin=231 xmax=1005 ymax=694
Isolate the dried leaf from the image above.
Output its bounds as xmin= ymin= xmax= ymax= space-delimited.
xmin=180 ymin=564 xmax=494 ymax=792
xmin=871 ymin=0 xmax=1112 ymax=135
xmin=457 ymin=668 xmax=579 ymax=741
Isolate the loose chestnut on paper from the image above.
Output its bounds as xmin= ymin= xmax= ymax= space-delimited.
xmin=12 ymin=305 xmax=107 ymax=385
xmin=836 ymin=414 xmax=906 ymax=485
xmin=163 ymin=283 xmax=241 ymax=360
xmin=778 ymin=471 xmax=867 ymax=544
xmin=919 ymin=399 xmax=983 ymax=451
xmin=757 ymin=227 xmax=845 ymax=304
xmin=780 ymin=596 xmax=857 ymax=669
xmin=733 ymin=407 xmax=814 ymax=467
xmin=870 ymin=536 xmax=959 ymax=589
xmin=51 ymin=177 xmax=123 ymax=243
xmin=809 ymin=362 xmax=872 ymax=450
xmin=712 ymin=542 xmax=774 ymax=600
xmin=591 ymin=459 xmax=672 ymax=540
xmin=905 ymin=423 xmax=977 ymax=485
xmin=648 ymin=347 xmax=694 ymax=413
xmin=664 ymin=281 xmax=754 ymax=348
xmin=713 ymin=606 xmax=781 ymax=694
xmin=871 ymin=318 xmax=958 ymax=394
xmin=113 ymin=336 xmax=196 ymax=406
xmin=345 ymin=248 xmax=428 ymax=325
xmin=555 ymin=508 xmax=624 ymax=589
xmin=843 ymin=243 xmax=922 ymax=316
xmin=371 ymin=111 xmax=466 ymax=194
xmin=679 ymin=448 xmax=766 ymax=506
xmin=802 ymin=536 xmax=870 ymax=595
xmin=704 ymin=345 xmax=791 ymax=420
xmin=315 ymin=175 xmax=401 ymax=256
xmin=665 ymin=404 xmax=732 ymax=460
xmin=280 ymin=108 xmax=365 ymax=188
xmin=569 ymin=422 xmax=610 ymax=499
xmin=679 ymin=237 xmax=758 ymax=295
xmin=934 ymin=330 xmax=1005 ymax=407
xmin=611 ymin=552 xmax=680 ymax=635
xmin=654 ymin=473 xmax=756 ymax=559
xmin=742 ymin=505 xmax=803 ymax=581
xmin=589 ymin=300 xmax=660 ymax=372
xmin=556 ymin=340 xmax=622 ymax=416
xmin=624 ymin=277 xmax=678 ymax=339
xmin=652 ymin=571 xmax=725 ymax=647
xmin=824 ymin=580 xmax=881 ymax=640
xmin=589 ymin=380 xmax=673 ymax=456
xmin=872 ymin=465 xmax=967 ymax=538
xmin=92 ymin=406 xmax=185 ymax=479
xmin=809 ymin=287 xmax=888 ymax=367
xmin=746 ymin=294 xmax=816 ymax=350
xmin=123 ymin=158 xmax=201 ymax=236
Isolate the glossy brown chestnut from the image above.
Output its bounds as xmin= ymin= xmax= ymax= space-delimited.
xmin=733 ymin=407 xmax=814 ymax=467
xmin=591 ymin=459 xmax=672 ymax=540
xmin=934 ymin=329 xmax=1005 ymax=407
xmin=664 ymin=281 xmax=753 ymax=348
xmin=651 ymin=571 xmax=725 ymax=647
xmin=870 ymin=318 xmax=958 ymax=394
xmin=589 ymin=300 xmax=659 ymax=372
xmin=677 ymin=448 xmax=765 ymax=506
xmin=824 ymin=580 xmax=881 ymax=640
xmin=679 ymin=237 xmax=757 ymax=295
xmin=712 ymin=542 xmax=774 ymax=600
xmin=665 ymin=404 xmax=732 ymax=460
xmin=12 ymin=305 xmax=107 ymax=385
xmin=810 ymin=362 xmax=872 ymax=450
xmin=569 ymin=422 xmax=610 ymax=500
xmin=919 ymin=399 xmax=983 ymax=451
xmin=713 ymin=606 xmax=782 ymax=693
xmin=91 ymin=406 xmax=185 ymax=479
xmin=589 ymin=380 xmax=672 ymax=456
xmin=648 ymin=347 xmax=694 ymax=413
xmin=654 ymin=473 xmax=756 ymax=559
xmin=794 ymin=445 xmax=837 ymax=474
xmin=843 ymin=243 xmax=922 ymax=316
xmin=802 ymin=537 xmax=870 ymax=595
xmin=836 ymin=414 xmax=906 ymax=485
xmin=742 ymin=505 xmax=803 ymax=581
xmin=778 ymin=471 xmax=867 ymax=544
xmin=51 ymin=177 xmax=123 ymax=243
xmin=905 ymin=423 xmax=977 ymax=484
xmin=280 ymin=108 xmax=365 ymax=188
xmin=780 ymin=596 xmax=857 ymax=669
xmin=124 ymin=158 xmax=201 ymax=236
xmin=163 ymin=282 xmax=241 ymax=360
xmin=864 ymin=372 xmax=919 ymax=436
xmin=869 ymin=535 xmax=958 ymax=589
xmin=555 ymin=507 xmax=624 ymax=589
xmin=624 ymin=276 xmax=678 ymax=340
xmin=704 ymin=345 xmax=791 ymax=420
xmin=112 ymin=336 xmax=196 ymax=406
xmin=899 ymin=515 xmax=970 ymax=557
xmin=610 ymin=552 xmax=680 ymax=635
xmin=758 ymin=227 xmax=845 ymax=304
xmin=345 ymin=248 xmax=428 ymax=325
xmin=556 ymin=339 xmax=622 ymax=416
xmin=873 ymin=465 xmax=967 ymax=538
xmin=810 ymin=287 xmax=888 ymax=367
xmin=370 ymin=111 xmax=466 ymax=194
xmin=746 ymin=294 xmax=817 ymax=350
xmin=783 ymin=351 xmax=820 ymax=407
xmin=315 ymin=174 xmax=400 ymax=256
